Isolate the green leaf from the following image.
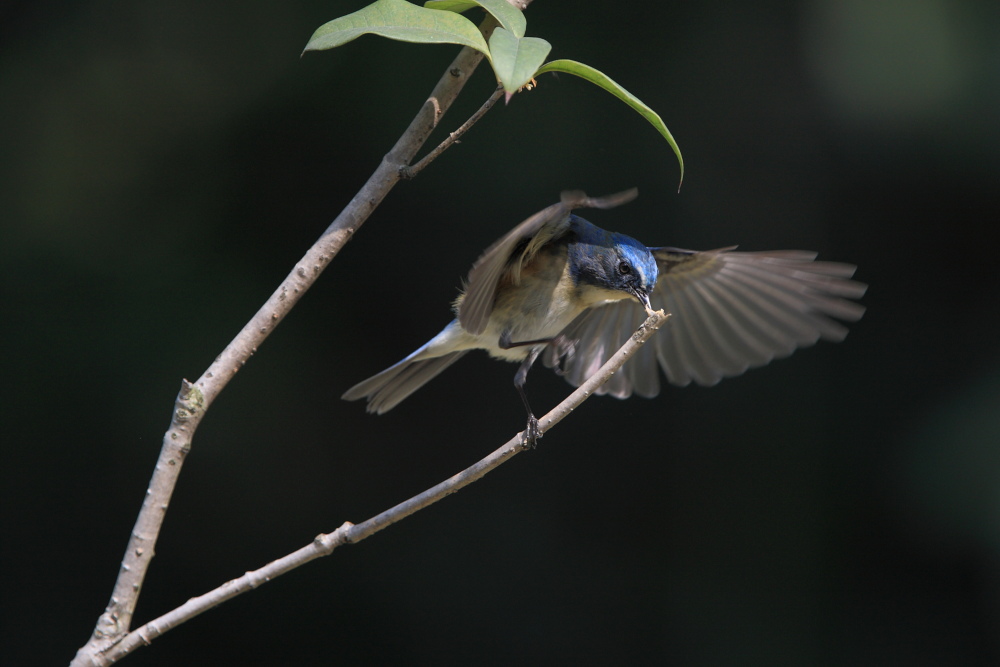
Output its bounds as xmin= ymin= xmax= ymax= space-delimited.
xmin=489 ymin=28 xmax=551 ymax=95
xmin=535 ymin=59 xmax=684 ymax=185
xmin=424 ymin=0 xmax=526 ymax=38
xmin=303 ymin=0 xmax=490 ymax=58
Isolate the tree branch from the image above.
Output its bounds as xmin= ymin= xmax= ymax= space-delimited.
xmin=87 ymin=310 xmax=669 ymax=665
xmin=70 ymin=10 xmax=523 ymax=666
xmin=401 ymin=84 xmax=506 ymax=179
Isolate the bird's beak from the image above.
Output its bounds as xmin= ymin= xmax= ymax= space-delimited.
xmin=633 ymin=289 xmax=654 ymax=316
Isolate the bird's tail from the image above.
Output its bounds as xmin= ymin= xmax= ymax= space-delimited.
xmin=341 ymin=350 xmax=469 ymax=414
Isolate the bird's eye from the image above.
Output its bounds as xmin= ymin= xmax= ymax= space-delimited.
xmin=618 ymin=260 xmax=632 ymax=275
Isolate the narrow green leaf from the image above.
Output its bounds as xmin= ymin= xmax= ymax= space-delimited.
xmin=535 ymin=59 xmax=684 ymax=186
xmin=424 ymin=0 xmax=526 ymax=38
xmin=303 ymin=0 xmax=490 ymax=58
xmin=489 ymin=28 xmax=551 ymax=95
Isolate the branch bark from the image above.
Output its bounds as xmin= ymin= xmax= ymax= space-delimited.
xmin=69 ymin=8 xmax=525 ymax=666
xmin=401 ymin=84 xmax=505 ymax=179
xmin=85 ymin=310 xmax=669 ymax=665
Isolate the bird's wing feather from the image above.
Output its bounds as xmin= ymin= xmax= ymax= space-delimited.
xmin=543 ymin=248 xmax=867 ymax=395
xmin=459 ymin=189 xmax=638 ymax=335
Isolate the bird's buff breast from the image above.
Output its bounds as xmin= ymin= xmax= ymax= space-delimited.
xmin=477 ymin=248 xmax=626 ymax=362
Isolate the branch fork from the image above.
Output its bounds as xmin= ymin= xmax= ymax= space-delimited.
xmin=82 ymin=309 xmax=667 ymax=664
xmin=66 ymin=4 xmax=687 ymax=666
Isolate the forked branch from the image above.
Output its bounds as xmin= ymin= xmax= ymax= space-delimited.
xmin=401 ymin=84 xmax=506 ymax=179
xmin=85 ymin=310 xmax=668 ymax=665
xmin=70 ymin=9 xmax=523 ymax=667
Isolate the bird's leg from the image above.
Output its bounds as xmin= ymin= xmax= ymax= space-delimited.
xmin=513 ymin=346 xmax=544 ymax=448
xmin=498 ymin=331 xmax=553 ymax=350
xmin=500 ymin=331 xmax=550 ymax=448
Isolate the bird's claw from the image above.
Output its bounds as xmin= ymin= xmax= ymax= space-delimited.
xmin=521 ymin=415 xmax=542 ymax=449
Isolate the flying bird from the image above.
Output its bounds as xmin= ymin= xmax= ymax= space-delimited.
xmin=343 ymin=189 xmax=866 ymax=445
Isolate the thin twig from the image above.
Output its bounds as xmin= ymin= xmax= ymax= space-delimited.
xmin=69 ymin=10 xmax=520 ymax=667
xmin=89 ymin=310 xmax=669 ymax=665
xmin=401 ymin=85 xmax=506 ymax=179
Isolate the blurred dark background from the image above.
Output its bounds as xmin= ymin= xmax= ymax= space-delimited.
xmin=3 ymin=0 xmax=999 ymax=664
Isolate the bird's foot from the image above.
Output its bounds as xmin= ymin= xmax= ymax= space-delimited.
xmin=520 ymin=415 xmax=542 ymax=449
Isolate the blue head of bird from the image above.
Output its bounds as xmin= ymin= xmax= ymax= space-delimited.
xmin=568 ymin=220 xmax=659 ymax=314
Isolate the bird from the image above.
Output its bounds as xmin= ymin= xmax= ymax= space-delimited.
xmin=342 ymin=189 xmax=867 ymax=445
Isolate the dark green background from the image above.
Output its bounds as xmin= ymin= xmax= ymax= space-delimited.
xmin=3 ymin=1 xmax=999 ymax=664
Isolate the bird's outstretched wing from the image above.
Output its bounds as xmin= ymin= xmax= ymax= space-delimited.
xmin=542 ymin=247 xmax=867 ymax=397
xmin=458 ymin=189 xmax=638 ymax=335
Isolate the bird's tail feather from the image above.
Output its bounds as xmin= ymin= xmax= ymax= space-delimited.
xmin=342 ymin=351 xmax=469 ymax=414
